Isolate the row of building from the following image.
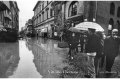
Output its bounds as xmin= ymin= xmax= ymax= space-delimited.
xmin=25 ymin=1 xmax=120 ymax=39
xmin=0 ymin=1 xmax=19 ymax=41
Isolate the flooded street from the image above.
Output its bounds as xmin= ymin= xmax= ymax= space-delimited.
xmin=9 ymin=40 xmax=42 ymax=78
xmin=0 ymin=37 xmax=69 ymax=78
xmin=0 ymin=37 xmax=120 ymax=78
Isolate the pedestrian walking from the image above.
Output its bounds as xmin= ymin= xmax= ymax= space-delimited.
xmin=94 ymin=31 xmax=104 ymax=77
xmin=80 ymin=34 xmax=84 ymax=52
xmin=68 ymin=32 xmax=79 ymax=59
xmin=85 ymin=28 xmax=102 ymax=78
xmin=104 ymin=29 xmax=120 ymax=74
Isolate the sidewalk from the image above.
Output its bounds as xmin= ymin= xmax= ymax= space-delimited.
xmin=60 ymin=52 xmax=120 ymax=78
xmin=60 ymin=53 xmax=89 ymax=78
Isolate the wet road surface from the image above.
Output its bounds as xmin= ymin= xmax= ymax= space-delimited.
xmin=0 ymin=37 xmax=120 ymax=78
xmin=0 ymin=37 xmax=69 ymax=78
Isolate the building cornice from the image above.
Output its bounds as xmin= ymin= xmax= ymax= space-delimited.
xmin=33 ymin=1 xmax=40 ymax=11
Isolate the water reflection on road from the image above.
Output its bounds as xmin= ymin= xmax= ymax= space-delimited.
xmin=1 ymin=37 xmax=120 ymax=78
xmin=26 ymin=37 xmax=69 ymax=78
xmin=0 ymin=37 xmax=69 ymax=78
xmin=0 ymin=42 xmax=20 ymax=78
xmin=9 ymin=39 xmax=42 ymax=78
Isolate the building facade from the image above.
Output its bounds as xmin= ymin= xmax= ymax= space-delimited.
xmin=33 ymin=1 xmax=120 ymax=38
xmin=51 ymin=1 xmax=85 ymax=36
xmin=33 ymin=1 xmax=54 ymax=38
xmin=96 ymin=1 xmax=120 ymax=35
xmin=10 ymin=1 xmax=19 ymax=32
xmin=0 ymin=1 xmax=19 ymax=41
xmin=52 ymin=1 xmax=120 ymax=36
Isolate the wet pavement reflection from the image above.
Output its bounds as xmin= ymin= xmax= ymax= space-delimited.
xmin=1 ymin=37 xmax=120 ymax=78
xmin=26 ymin=37 xmax=69 ymax=78
xmin=0 ymin=42 xmax=20 ymax=78
xmin=0 ymin=37 xmax=69 ymax=78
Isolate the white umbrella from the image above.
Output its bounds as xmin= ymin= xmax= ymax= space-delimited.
xmin=74 ymin=22 xmax=104 ymax=31
xmin=68 ymin=27 xmax=81 ymax=32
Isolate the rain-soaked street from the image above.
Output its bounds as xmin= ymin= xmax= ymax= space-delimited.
xmin=0 ymin=37 xmax=70 ymax=78
xmin=0 ymin=37 xmax=120 ymax=78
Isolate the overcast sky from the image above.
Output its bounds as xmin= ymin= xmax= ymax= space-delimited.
xmin=16 ymin=0 xmax=38 ymax=31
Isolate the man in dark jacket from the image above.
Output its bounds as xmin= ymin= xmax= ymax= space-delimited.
xmin=85 ymin=28 xmax=103 ymax=78
xmin=104 ymin=29 xmax=120 ymax=73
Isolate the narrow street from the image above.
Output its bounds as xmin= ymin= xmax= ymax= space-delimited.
xmin=0 ymin=37 xmax=70 ymax=78
xmin=0 ymin=37 xmax=120 ymax=78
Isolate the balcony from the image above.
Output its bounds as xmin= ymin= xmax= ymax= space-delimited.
xmin=4 ymin=11 xmax=12 ymax=21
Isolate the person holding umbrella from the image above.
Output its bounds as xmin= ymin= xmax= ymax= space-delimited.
xmin=85 ymin=28 xmax=103 ymax=78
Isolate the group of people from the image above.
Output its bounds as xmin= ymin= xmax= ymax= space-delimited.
xmin=61 ymin=27 xmax=120 ymax=78
xmin=86 ymin=28 xmax=120 ymax=78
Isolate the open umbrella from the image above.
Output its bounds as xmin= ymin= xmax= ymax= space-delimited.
xmin=74 ymin=22 xmax=104 ymax=31
xmin=68 ymin=27 xmax=81 ymax=32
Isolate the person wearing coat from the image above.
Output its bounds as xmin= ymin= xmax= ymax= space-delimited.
xmin=104 ymin=29 xmax=120 ymax=73
xmin=68 ymin=32 xmax=79 ymax=59
xmin=85 ymin=28 xmax=102 ymax=78
xmin=94 ymin=31 xmax=104 ymax=77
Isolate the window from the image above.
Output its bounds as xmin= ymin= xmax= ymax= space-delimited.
xmin=42 ymin=12 xmax=44 ymax=21
xmin=40 ymin=5 xmax=41 ymax=11
xmin=69 ymin=1 xmax=78 ymax=17
xmin=40 ymin=15 xmax=41 ymax=22
xmin=117 ymin=7 xmax=120 ymax=17
xmin=50 ymin=9 xmax=53 ymax=18
xmin=110 ymin=2 xmax=115 ymax=15
xmin=47 ymin=1 xmax=48 ymax=5
xmin=37 ymin=16 xmax=39 ymax=24
xmin=42 ymin=3 xmax=44 ymax=10
xmin=46 ymin=10 xmax=48 ymax=19
xmin=109 ymin=18 xmax=114 ymax=29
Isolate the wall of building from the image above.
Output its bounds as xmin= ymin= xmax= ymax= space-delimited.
xmin=96 ymin=1 xmax=120 ymax=35
xmin=33 ymin=1 xmax=54 ymax=38
xmin=65 ymin=1 xmax=84 ymax=20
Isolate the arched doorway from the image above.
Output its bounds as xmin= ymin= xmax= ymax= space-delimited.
xmin=109 ymin=18 xmax=114 ymax=29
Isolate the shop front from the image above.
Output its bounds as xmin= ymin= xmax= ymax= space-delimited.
xmin=41 ymin=28 xmax=48 ymax=38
